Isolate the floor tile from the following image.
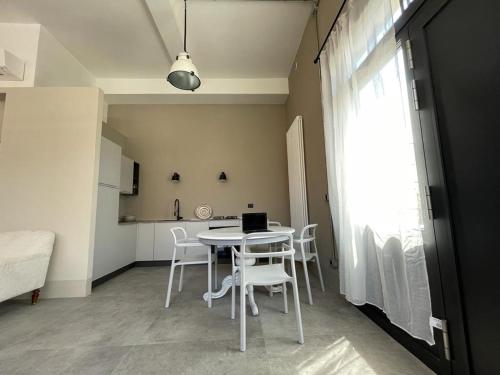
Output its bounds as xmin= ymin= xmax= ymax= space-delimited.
xmin=62 ymin=346 xmax=131 ymax=375
xmin=111 ymin=340 xmax=271 ymax=375
xmin=0 ymin=265 xmax=434 ymax=375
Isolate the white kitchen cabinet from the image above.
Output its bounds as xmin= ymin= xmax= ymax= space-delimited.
xmin=117 ymin=223 xmax=137 ymax=266
xmin=184 ymin=221 xmax=209 ymax=236
xmin=137 ymin=221 xmax=212 ymax=262
xmin=102 ymin=101 xmax=109 ymax=123
xmin=136 ymin=223 xmax=155 ymax=261
xmin=153 ymin=222 xmax=183 ymax=260
xmin=99 ymin=136 xmax=121 ymax=187
xmin=93 ymin=185 xmax=119 ymax=280
xmin=93 ymin=185 xmax=136 ymax=281
xmin=120 ymin=155 xmax=134 ymax=194
xmin=185 ymin=221 xmax=210 ymax=253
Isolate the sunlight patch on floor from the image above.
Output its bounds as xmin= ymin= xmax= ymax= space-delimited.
xmin=296 ymin=337 xmax=377 ymax=375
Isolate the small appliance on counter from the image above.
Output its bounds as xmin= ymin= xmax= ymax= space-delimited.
xmin=212 ymin=215 xmax=238 ymax=220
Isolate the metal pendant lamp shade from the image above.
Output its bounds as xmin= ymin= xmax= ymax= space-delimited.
xmin=167 ymin=52 xmax=200 ymax=91
xmin=167 ymin=0 xmax=201 ymax=91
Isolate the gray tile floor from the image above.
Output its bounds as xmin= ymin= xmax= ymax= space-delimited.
xmin=0 ymin=265 xmax=434 ymax=375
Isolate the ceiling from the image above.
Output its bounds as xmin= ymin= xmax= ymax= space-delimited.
xmin=177 ymin=1 xmax=312 ymax=78
xmin=0 ymin=0 xmax=313 ymax=79
xmin=0 ymin=0 xmax=170 ymax=78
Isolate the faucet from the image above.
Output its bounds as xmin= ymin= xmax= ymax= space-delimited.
xmin=174 ymin=199 xmax=182 ymax=221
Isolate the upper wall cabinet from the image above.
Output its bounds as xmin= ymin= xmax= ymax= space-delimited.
xmin=120 ymin=155 xmax=134 ymax=194
xmin=99 ymin=136 xmax=121 ymax=188
xmin=102 ymin=101 xmax=108 ymax=123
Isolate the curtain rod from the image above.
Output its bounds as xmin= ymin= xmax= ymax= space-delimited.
xmin=313 ymin=0 xmax=348 ymax=64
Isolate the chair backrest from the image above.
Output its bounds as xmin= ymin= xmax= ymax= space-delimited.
xmin=170 ymin=227 xmax=187 ymax=245
xmin=300 ymin=223 xmax=318 ymax=241
xmin=239 ymin=231 xmax=294 ymax=258
xmin=268 ymin=221 xmax=282 ymax=227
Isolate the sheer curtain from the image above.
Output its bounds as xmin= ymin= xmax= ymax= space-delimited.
xmin=320 ymin=0 xmax=434 ymax=344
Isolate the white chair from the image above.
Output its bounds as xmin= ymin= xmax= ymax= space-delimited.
xmin=231 ymin=232 xmax=304 ymax=352
xmin=290 ymin=224 xmax=325 ymax=305
xmin=267 ymin=221 xmax=282 ymax=297
xmin=165 ymin=227 xmax=215 ymax=308
xmin=267 ymin=220 xmax=281 ymax=264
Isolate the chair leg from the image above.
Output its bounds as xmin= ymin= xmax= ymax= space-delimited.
xmin=291 ymin=274 xmax=304 ymax=345
xmin=315 ymin=254 xmax=326 ymax=292
xmin=165 ymin=263 xmax=176 ymax=308
xmin=231 ymin=269 xmax=236 ymax=320
xmin=178 ymin=265 xmax=185 ymax=292
xmin=269 ymin=247 xmax=273 ymax=298
xmin=207 ymin=248 xmax=212 ymax=308
xmin=302 ymin=259 xmax=313 ymax=305
xmin=282 ymin=282 xmax=288 ymax=314
xmin=240 ymin=283 xmax=247 ymax=352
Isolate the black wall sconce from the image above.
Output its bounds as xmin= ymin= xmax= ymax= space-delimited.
xmin=218 ymin=171 xmax=227 ymax=182
xmin=171 ymin=172 xmax=180 ymax=182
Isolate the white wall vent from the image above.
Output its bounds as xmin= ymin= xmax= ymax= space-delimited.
xmin=0 ymin=49 xmax=25 ymax=81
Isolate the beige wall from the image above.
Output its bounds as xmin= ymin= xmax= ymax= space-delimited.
xmin=0 ymin=94 xmax=5 ymax=140
xmin=317 ymin=0 xmax=344 ymax=43
xmin=0 ymin=87 xmax=102 ymax=298
xmin=107 ymin=104 xmax=290 ymax=224
xmin=285 ymin=2 xmax=343 ymax=285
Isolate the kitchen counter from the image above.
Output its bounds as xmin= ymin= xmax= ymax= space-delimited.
xmin=118 ymin=217 xmax=241 ymax=225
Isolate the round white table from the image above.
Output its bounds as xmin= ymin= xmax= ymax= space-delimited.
xmin=197 ymin=226 xmax=295 ymax=316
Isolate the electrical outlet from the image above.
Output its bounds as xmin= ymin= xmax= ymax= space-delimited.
xmin=248 ymin=203 xmax=254 ymax=208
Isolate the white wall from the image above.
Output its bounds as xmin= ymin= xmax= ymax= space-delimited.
xmin=0 ymin=23 xmax=95 ymax=88
xmin=0 ymin=87 xmax=103 ymax=298
xmin=0 ymin=23 xmax=40 ymax=87
xmin=35 ymin=26 xmax=95 ymax=87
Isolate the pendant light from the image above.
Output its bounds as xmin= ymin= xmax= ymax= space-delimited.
xmin=167 ymin=0 xmax=201 ymax=91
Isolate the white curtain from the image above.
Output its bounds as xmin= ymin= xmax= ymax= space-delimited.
xmin=320 ymin=0 xmax=434 ymax=344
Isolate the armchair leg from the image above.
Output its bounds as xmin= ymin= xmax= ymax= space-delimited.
xmin=31 ymin=289 xmax=40 ymax=305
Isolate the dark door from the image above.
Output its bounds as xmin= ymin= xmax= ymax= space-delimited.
xmin=393 ymin=29 xmax=461 ymax=375
xmin=399 ymin=0 xmax=500 ymax=373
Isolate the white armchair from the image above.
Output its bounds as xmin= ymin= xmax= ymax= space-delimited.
xmin=0 ymin=231 xmax=55 ymax=304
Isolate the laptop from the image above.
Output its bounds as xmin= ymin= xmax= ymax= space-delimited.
xmin=242 ymin=212 xmax=270 ymax=234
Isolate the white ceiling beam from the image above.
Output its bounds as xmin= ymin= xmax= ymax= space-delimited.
xmin=97 ymin=77 xmax=289 ymax=104
xmin=143 ymin=0 xmax=184 ymax=64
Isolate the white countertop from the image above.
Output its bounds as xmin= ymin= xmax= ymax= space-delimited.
xmin=118 ymin=217 xmax=241 ymax=225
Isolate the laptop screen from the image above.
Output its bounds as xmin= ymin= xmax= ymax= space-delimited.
xmin=242 ymin=212 xmax=268 ymax=232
